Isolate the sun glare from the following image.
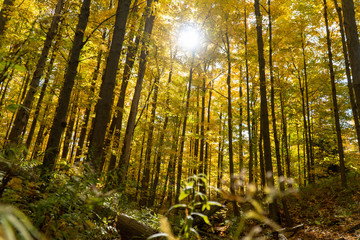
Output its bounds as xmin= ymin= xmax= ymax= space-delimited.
xmin=178 ymin=26 xmax=201 ymax=51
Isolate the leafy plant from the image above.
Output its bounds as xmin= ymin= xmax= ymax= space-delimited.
xmin=151 ymin=174 xmax=221 ymax=239
xmin=0 ymin=204 xmax=43 ymax=240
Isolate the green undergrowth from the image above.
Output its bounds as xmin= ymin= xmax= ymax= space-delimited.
xmin=0 ymin=157 xmax=156 ymax=239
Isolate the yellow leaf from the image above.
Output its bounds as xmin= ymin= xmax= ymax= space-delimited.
xmin=8 ymin=178 xmax=22 ymax=191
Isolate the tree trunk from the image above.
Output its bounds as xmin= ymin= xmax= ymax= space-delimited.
xmin=88 ymin=0 xmax=132 ymax=173
xmin=117 ymin=1 xmax=156 ymax=185
xmin=323 ymin=0 xmax=347 ymax=187
xmin=225 ymin=31 xmax=240 ymax=217
xmin=333 ymin=0 xmax=360 ymax=151
xmin=175 ymin=53 xmax=194 ymax=204
xmin=75 ymin=45 xmax=104 ymax=162
xmin=280 ymin=92 xmax=290 ymax=178
xmin=244 ymin=9 xmax=252 ymax=181
xmin=8 ymin=0 xmax=64 ymax=144
xmin=25 ymin=50 xmax=56 ymax=148
xmin=140 ymin=75 xmax=159 ymax=206
xmin=199 ymin=74 xmax=206 ymax=193
xmin=254 ymin=0 xmax=280 ymax=223
xmin=301 ymin=34 xmax=315 ymax=183
xmin=41 ymin=0 xmax=91 ymax=174
xmin=100 ymin=1 xmax=144 ymax=171
xmin=341 ymin=0 xmax=360 ymax=114
xmin=149 ymin=57 xmax=175 ymax=207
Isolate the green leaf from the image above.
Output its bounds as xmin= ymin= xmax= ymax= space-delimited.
xmin=179 ymin=190 xmax=190 ymax=201
xmin=6 ymin=104 xmax=20 ymax=113
xmin=191 ymin=212 xmax=211 ymax=225
xmin=13 ymin=64 xmax=27 ymax=72
xmin=207 ymin=201 xmax=222 ymax=207
xmin=168 ymin=204 xmax=187 ymax=212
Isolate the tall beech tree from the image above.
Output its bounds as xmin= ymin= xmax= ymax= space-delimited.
xmin=8 ymin=0 xmax=64 ymax=144
xmin=333 ymin=0 xmax=360 ymax=151
xmin=341 ymin=0 xmax=360 ymax=113
xmin=254 ymin=0 xmax=280 ymax=223
xmin=42 ymin=0 xmax=91 ymax=174
xmin=323 ymin=0 xmax=347 ymax=187
xmin=116 ymin=0 xmax=157 ymax=186
xmin=224 ymin=29 xmax=240 ymax=217
xmin=88 ymin=0 xmax=133 ymax=174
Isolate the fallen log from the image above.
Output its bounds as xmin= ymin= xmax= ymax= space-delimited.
xmin=93 ymin=205 xmax=157 ymax=240
xmin=115 ymin=213 xmax=158 ymax=240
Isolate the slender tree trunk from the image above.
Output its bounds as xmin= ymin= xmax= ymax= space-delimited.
xmin=75 ymin=45 xmax=104 ymax=161
xmin=341 ymin=0 xmax=360 ymax=113
xmin=301 ymin=35 xmax=314 ymax=183
xmin=175 ymin=53 xmax=194 ymax=204
xmin=25 ymin=50 xmax=56 ymax=148
xmin=140 ymin=75 xmax=159 ymax=206
xmin=280 ymin=92 xmax=290 ymax=178
xmin=41 ymin=0 xmax=91 ymax=174
xmin=168 ymin=118 xmax=181 ymax=207
xmin=8 ymin=0 xmax=64 ymax=144
xmin=101 ymin=1 xmax=144 ymax=171
xmin=268 ymin=1 xmax=291 ymax=225
xmin=61 ymin=99 xmax=78 ymax=160
xmin=323 ymin=0 xmax=347 ymax=187
xmin=117 ymin=1 xmax=156 ymax=185
xmin=134 ymin=125 xmax=147 ymax=201
xmin=88 ymin=0 xmax=132 ymax=173
xmin=217 ymin=112 xmax=223 ymax=197
xmin=297 ymin=71 xmax=310 ymax=185
xmin=150 ymin=51 xmax=175 ymax=206
xmin=199 ymin=74 xmax=206 ymax=193
xmin=254 ymin=0 xmax=280 ymax=223
xmin=239 ymin=67 xmax=244 ymax=177
xmin=204 ymin=80 xmax=212 ymax=188
xmin=225 ymin=31 xmax=240 ymax=217
xmin=333 ymin=0 xmax=360 ymax=151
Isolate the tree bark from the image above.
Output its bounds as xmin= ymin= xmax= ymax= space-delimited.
xmin=140 ymin=75 xmax=159 ymax=206
xmin=8 ymin=0 xmax=64 ymax=144
xmin=333 ymin=0 xmax=360 ymax=151
xmin=225 ymin=31 xmax=240 ymax=217
xmin=323 ymin=0 xmax=347 ymax=187
xmin=41 ymin=0 xmax=90 ymax=174
xmin=175 ymin=53 xmax=194 ymax=204
xmin=341 ymin=0 xmax=360 ymax=115
xmin=88 ymin=0 xmax=132 ymax=173
xmin=117 ymin=0 xmax=156 ymax=185
xmin=25 ymin=50 xmax=56 ymax=148
xmin=254 ymin=0 xmax=280 ymax=223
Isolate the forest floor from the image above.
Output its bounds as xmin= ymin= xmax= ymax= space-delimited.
xmin=283 ymin=173 xmax=360 ymax=240
xmin=204 ymin=173 xmax=360 ymax=240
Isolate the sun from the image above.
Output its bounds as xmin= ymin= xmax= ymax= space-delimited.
xmin=178 ymin=25 xmax=201 ymax=51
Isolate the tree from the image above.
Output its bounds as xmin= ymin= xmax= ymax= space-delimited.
xmin=254 ymin=0 xmax=280 ymax=223
xmin=8 ymin=0 xmax=64 ymax=144
xmin=116 ymin=0 xmax=157 ymax=185
xmin=41 ymin=0 xmax=91 ymax=174
xmin=88 ymin=0 xmax=133 ymax=174
xmin=341 ymin=0 xmax=360 ymax=114
xmin=323 ymin=0 xmax=347 ymax=187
